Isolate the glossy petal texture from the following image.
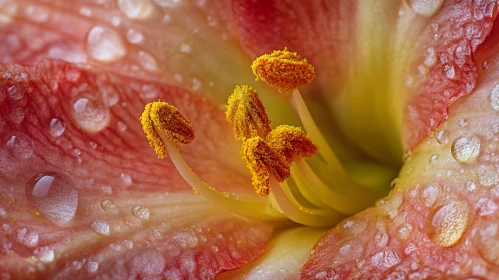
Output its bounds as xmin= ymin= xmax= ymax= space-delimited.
xmin=233 ymin=0 xmax=499 ymax=163
xmin=301 ymin=18 xmax=499 ymax=279
xmin=218 ymin=227 xmax=326 ymax=280
xmin=0 ymin=60 xmax=273 ymax=279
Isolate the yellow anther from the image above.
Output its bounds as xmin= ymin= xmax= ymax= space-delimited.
xmin=140 ymin=101 xmax=194 ymax=158
xmin=242 ymin=137 xmax=290 ymax=196
xmin=266 ymin=125 xmax=317 ymax=164
xmin=226 ymin=85 xmax=272 ymax=140
xmin=251 ymin=48 xmax=315 ymax=92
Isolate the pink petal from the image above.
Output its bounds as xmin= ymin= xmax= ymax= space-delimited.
xmin=301 ymin=15 xmax=499 ymax=279
xmin=0 ymin=60 xmax=272 ymax=278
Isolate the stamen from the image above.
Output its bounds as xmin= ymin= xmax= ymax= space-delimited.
xmin=225 ymin=85 xmax=272 ymax=140
xmin=251 ymin=48 xmax=315 ymax=92
xmin=266 ymin=125 xmax=317 ymax=164
xmin=242 ymin=137 xmax=290 ymax=196
xmin=140 ymin=101 xmax=285 ymax=220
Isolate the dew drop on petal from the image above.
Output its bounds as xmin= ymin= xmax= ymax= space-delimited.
xmin=16 ymin=228 xmax=38 ymax=247
xmin=173 ymin=231 xmax=199 ymax=248
xmin=140 ymin=84 xmax=159 ymax=100
xmin=137 ymin=50 xmax=159 ymax=72
xmin=475 ymin=223 xmax=499 ymax=266
xmin=370 ymin=248 xmax=401 ymax=269
xmin=426 ymin=200 xmax=468 ymax=247
xmin=7 ymin=86 xmax=23 ymax=100
xmin=132 ymin=205 xmax=150 ymax=220
xmin=35 ymin=247 xmax=55 ymax=263
xmin=71 ymin=96 xmax=110 ymax=133
xmin=451 ymin=135 xmax=481 ymax=163
xmin=91 ymin=220 xmax=110 ymax=235
xmin=117 ymin=121 xmax=128 ymax=132
xmin=87 ymin=25 xmax=127 ymax=63
xmin=87 ymin=261 xmax=99 ymax=272
xmin=420 ymin=183 xmax=440 ymax=207
xmin=435 ymin=130 xmax=449 ymax=144
xmin=475 ymin=198 xmax=498 ymax=216
xmin=100 ymin=199 xmax=117 ymax=211
xmin=24 ymin=4 xmax=49 ymax=23
xmin=6 ymin=132 xmax=33 ymax=159
xmin=423 ymin=47 xmax=436 ymax=67
xmin=49 ymin=117 xmax=66 ymax=137
xmin=465 ymin=180 xmax=476 ymax=192
xmin=490 ymin=84 xmax=499 ymax=111
xmin=458 ymin=118 xmax=468 ymax=128
xmin=429 ymin=154 xmax=439 ymax=164
xmin=477 ymin=165 xmax=499 ymax=187
xmin=126 ymin=28 xmax=144 ymax=44
xmin=406 ymin=0 xmax=444 ymax=17
xmin=117 ymin=0 xmax=154 ymax=20
xmin=25 ymin=172 xmax=79 ymax=224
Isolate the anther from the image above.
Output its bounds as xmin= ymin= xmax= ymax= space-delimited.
xmin=226 ymin=85 xmax=272 ymax=140
xmin=242 ymin=137 xmax=290 ymax=196
xmin=251 ymin=48 xmax=315 ymax=92
xmin=266 ymin=125 xmax=318 ymax=164
xmin=140 ymin=101 xmax=194 ymax=158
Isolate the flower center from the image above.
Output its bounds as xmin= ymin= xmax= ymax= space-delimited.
xmin=140 ymin=49 xmax=394 ymax=227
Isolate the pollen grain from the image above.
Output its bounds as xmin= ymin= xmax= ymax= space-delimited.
xmin=251 ymin=48 xmax=315 ymax=92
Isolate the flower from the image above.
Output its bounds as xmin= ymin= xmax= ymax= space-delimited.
xmin=1 ymin=0 xmax=499 ymax=279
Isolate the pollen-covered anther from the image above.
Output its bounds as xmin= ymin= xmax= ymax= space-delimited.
xmin=140 ymin=101 xmax=195 ymax=158
xmin=242 ymin=137 xmax=291 ymax=196
xmin=226 ymin=85 xmax=272 ymax=140
xmin=266 ymin=125 xmax=318 ymax=164
xmin=251 ymin=48 xmax=315 ymax=92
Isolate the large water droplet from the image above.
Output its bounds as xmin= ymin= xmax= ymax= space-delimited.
xmin=49 ymin=117 xmax=66 ymax=137
xmin=475 ymin=222 xmax=499 ymax=266
xmin=451 ymin=135 xmax=481 ymax=163
xmin=25 ymin=172 xmax=79 ymax=224
xmin=87 ymin=25 xmax=127 ymax=63
xmin=426 ymin=200 xmax=468 ymax=247
xmin=370 ymin=248 xmax=401 ymax=269
xmin=100 ymin=199 xmax=117 ymax=211
xmin=16 ymin=228 xmax=38 ymax=246
xmin=118 ymin=0 xmax=154 ymax=20
xmin=132 ymin=205 xmax=150 ymax=220
xmin=490 ymin=84 xmax=499 ymax=111
xmin=71 ymin=95 xmax=110 ymax=133
xmin=477 ymin=165 xmax=499 ymax=187
xmin=6 ymin=132 xmax=33 ymax=159
xmin=7 ymin=86 xmax=23 ymax=100
xmin=406 ymin=0 xmax=444 ymax=17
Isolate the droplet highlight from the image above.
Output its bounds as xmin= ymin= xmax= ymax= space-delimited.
xmin=25 ymin=172 xmax=79 ymax=224
xmin=87 ymin=25 xmax=127 ymax=63
xmin=71 ymin=95 xmax=110 ymax=133
xmin=451 ymin=135 xmax=481 ymax=163
xmin=132 ymin=205 xmax=150 ymax=220
xmin=427 ymin=200 xmax=468 ymax=247
xmin=6 ymin=132 xmax=33 ymax=159
xmin=49 ymin=117 xmax=66 ymax=137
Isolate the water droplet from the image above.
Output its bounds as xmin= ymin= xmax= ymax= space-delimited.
xmin=72 ymin=260 xmax=83 ymax=270
xmin=458 ymin=118 xmax=468 ymax=128
xmin=475 ymin=198 xmax=497 ymax=216
xmin=451 ymin=135 xmax=481 ymax=163
xmin=491 ymin=85 xmax=499 ymax=111
xmin=427 ymin=200 xmax=468 ymax=247
xmin=374 ymin=231 xmax=389 ymax=247
xmin=173 ymin=231 xmax=199 ymax=248
xmin=126 ymin=28 xmax=144 ymax=44
xmin=429 ymin=154 xmax=439 ymax=164
xmin=24 ymin=5 xmax=49 ymax=23
xmin=7 ymin=86 xmax=23 ymax=100
xmin=121 ymin=173 xmax=132 ymax=185
xmin=132 ymin=205 xmax=150 ymax=220
xmin=179 ymin=43 xmax=192 ymax=53
xmin=91 ymin=220 xmax=110 ymax=235
xmin=87 ymin=261 xmax=99 ymax=272
xmin=435 ymin=130 xmax=449 ymax=144
xmin=397 ymin=224 xmax=413 ymax=240
xmin=118 ymin=0 xmax=154 ymax=20
xmin=117 ymin=121 xmax=128 ymax=132
xmin=424 ymin=47 xmax=436 ymax=67
xmin=443 ymin=64 xmax=456 ymax=79
xmin=477 ymin=165 xmax=499 ymax=187
xmin=35 ymin=247 xmax=54 ymax=263
xmin=338 ymin=217 xmax=368 ymax=236
xmin=16 ymin=228 xmax=38 ymax=246
xmin=137 ymin=50 xmax=159 ymax=72
xmin=370 ymin=248 xmax=401 ymax=269
xmin=406 ymin=0 xmax=444 ymax=17
xmin=475 ymin=223 xmax=499 ymax=266
xmin=25 ymin=172 xmax=78 ymax=224
xmin=71 ymin=96 xmax=110 ymax=133
xmin=420 ymin=183 xmax=440 ymax=207
xmin=390 ymin=178 xmax=398 ymax=189
xmin=49 ymin=117 xmax=66 ymax=137
xmin=79 ymin=7 xmax=92 ymax=17
xmin=192 ymin=78 xmax=201 ymax=91
xmin=465 ymin=180 xmax=476 ymax=192
xmin=140 ymin=84 xmax=159 ymax=100
xmin=6 ymin=132 xmax=33 ymax=159
xmin=100 ymin=199 xmax=117 ymax=211
xmin=121 ymin=239 xmax=134 ymax=249
xmin=9 ymin=107 xmax=24 ymax=123
xmin=87 ymin=25 xmax=127 ymax=63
